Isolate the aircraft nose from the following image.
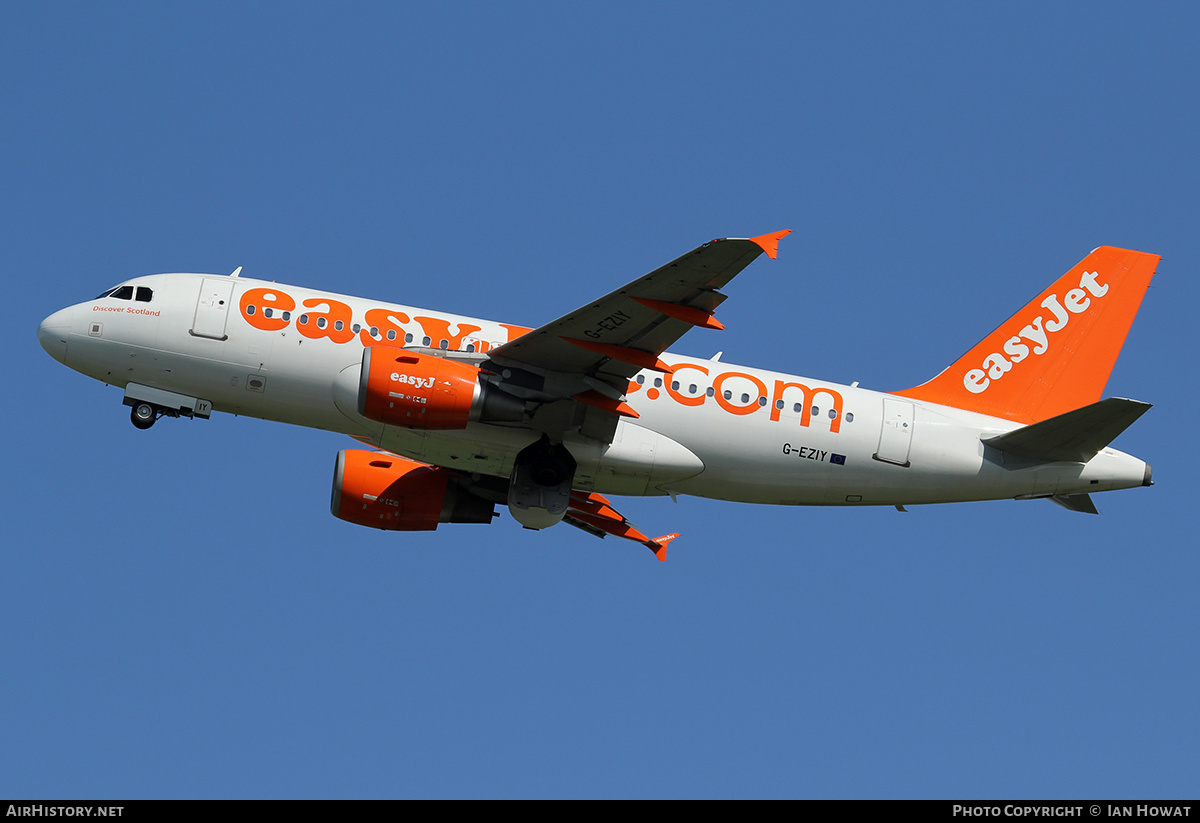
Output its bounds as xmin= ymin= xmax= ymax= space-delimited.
xmin=38 ymin=307 xmax=73 ymax=364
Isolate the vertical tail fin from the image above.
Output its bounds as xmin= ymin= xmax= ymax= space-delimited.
xmin=895 ymin=246 xmax=1159 ymax=423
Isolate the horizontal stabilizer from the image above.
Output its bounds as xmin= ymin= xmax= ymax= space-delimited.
xmin=983 ymin=397 xmax=1151 ymax=463
xmin=1050 ymin=493 xmax=1100 ymax=514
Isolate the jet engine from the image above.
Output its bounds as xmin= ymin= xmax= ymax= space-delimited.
xmin=331 ymin=449 xmax=496 ymax=530
xmin=357 ymin=348 xmax=524 ymax=430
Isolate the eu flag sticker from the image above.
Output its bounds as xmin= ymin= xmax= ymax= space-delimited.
xmin=830 ymin=453 xmax=846 ymax=466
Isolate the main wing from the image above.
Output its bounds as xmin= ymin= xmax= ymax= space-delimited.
xmin=486 ymin=231 xmax=790 ymax=398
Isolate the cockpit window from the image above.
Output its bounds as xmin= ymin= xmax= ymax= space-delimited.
xmin=94 ymin=285 xmax=145 ymax=301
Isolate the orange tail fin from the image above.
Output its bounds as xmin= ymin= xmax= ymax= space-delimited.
xmin=895 ymin=246 xmax=1159 ymax=423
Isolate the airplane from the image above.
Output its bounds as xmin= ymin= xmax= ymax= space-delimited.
xmin=37 ymin=232 xmax=1159 ymax=560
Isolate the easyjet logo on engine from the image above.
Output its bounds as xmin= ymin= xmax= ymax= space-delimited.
xmin=963 ymin=270 xmax=1110 ymax=394
xmin=391 ymin=373 xmax=435 ymax=389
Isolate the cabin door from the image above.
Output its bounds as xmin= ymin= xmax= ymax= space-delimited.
xmin=191 ymin=278 xmax=236 ymax=340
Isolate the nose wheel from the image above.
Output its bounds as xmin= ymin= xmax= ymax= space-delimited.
xmin=130 ymin=402 xmax=158 ymax=430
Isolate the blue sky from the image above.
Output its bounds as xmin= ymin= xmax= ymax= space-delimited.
xmin=3 ymin=2 xmax=1198 ymax=798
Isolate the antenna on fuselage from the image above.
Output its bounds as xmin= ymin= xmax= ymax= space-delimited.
xmin=230 ymin=267 xmax=242 ymax=278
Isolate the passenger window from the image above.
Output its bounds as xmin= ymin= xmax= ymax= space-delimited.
xmin=829 ymin=408 xmax=838 ymax=419
xmin=793 ymin=403 xmax=802 ymax=413
xmin=636 ymin=375 xmax=645 ymax=385
xmin=405 ymin=333 xmax=414 ymax=344
xmin=706 ymin=387 xmax=715 ymax=397
xmin=689 ymin=384 xmax=697 ymax=394
xmin=299 ymin=314 xmax=309 ymax=325
xmin=334 ymin=320 xmax=344 ymax=331
xmin=387 ymin=330 xmax=396 ymax=341
xmin=135 ymin=287 xmax=153 ymax=302
xmin=811 ymin=406 xmax=819 ymax=416
xmin=422 ymin=336 xmax=431 ymax=346
xmin=653 ymin=377 xmax=663 ymax=388
xmin=671 ymin=381 xmax=680 ymax=391
xmin=845 ymin=412 xmax=854 ymax=423
xmin=758 ymin=397 xmax=767 ymax=407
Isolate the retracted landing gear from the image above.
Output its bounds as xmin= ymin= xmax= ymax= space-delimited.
xmin=507 ymin=436 xmax=577 ymax=530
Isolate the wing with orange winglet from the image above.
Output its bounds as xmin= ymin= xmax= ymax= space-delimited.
xmin=562 ymin=490 xmax=679 ymax=561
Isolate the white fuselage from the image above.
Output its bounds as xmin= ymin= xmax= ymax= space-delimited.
xmin=38 ymin=272 xmax=1150 ymax=507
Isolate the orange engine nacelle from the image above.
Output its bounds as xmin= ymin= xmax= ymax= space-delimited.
xmin=331 ymin=449 xmax=496 ymax=531
xmin=357 ymin=348 xmax=524 ymax=430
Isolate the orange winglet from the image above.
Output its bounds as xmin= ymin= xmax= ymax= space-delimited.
xmin=748 ymin=229 xmax=792 ymax=260
xmin=561 ymin=338 xmax=674 ymax=373
xmin=649 ymin=533 xmax=679 ymax=562
xmin=572 ymin=390 xmax=639 ymax=418
xmin=630 ymin=298 xmax=725 ymax=331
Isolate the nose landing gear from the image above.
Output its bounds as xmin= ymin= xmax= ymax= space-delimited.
xmin=130 ymin=402 xmax=158 ymax=430
xmin=122 ymin=383 xmax=213 ymax=430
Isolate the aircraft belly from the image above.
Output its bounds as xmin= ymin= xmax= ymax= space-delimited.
xmin=380 ymin=422 xmax=706 ymax=498
xmin=386 ymin=427 xmax=511 ymax=478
